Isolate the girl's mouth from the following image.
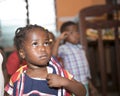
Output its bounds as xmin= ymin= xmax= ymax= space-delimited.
xmin=39 ymin=54 xmax=48 ymax=59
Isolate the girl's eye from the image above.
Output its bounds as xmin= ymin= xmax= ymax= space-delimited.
xmin=32 ymin=42 xmax=38 ymax=47
xmin=44 ymin=41 xmax=50 ymax=46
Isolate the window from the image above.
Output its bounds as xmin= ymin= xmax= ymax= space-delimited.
xmin=0 ymin=0 xmax=56 ymax=50
xmin=28 ymin=0 xmax=56 ymax=32
xmin=0 ymin=0 xmax=26 ymax=48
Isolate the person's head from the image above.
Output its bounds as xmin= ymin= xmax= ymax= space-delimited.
xmin=14 ymin=24 xmax=51 ymax=67
xmin=60 ymin=21 xmax=80 ymax=44
xmin=48 ymin=31 xmax=55 ymax=47
xmin=0 ymin=46 xmax=4 ymax=51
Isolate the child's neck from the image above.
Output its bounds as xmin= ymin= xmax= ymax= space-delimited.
xmin=26 ymin=65 xmax=48 ymax=79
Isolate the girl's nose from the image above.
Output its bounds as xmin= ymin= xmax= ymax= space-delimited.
xmin=39 ymin=45 xmax=46 ymax=51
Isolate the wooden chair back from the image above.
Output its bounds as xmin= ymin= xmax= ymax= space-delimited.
xmin=79 ymin=4 xmax=120 ymax=96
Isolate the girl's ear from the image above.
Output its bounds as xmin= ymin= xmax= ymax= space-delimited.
xmin=19 ymin=49 xmax=25 ymax=59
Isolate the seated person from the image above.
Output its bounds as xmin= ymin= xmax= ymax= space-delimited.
xmin=6 ymin=50 xmax=26 ymax=76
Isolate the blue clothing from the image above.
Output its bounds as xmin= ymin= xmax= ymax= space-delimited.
xmin=5 ymin=57 xmax=73 ymax=96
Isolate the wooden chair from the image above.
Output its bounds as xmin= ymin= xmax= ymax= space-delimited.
xmin=79 ymin=4 xmax=120 ymax=96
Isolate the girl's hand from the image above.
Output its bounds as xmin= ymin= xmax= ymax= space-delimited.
xmin=46 ymin=73 xmax=67 ymax=88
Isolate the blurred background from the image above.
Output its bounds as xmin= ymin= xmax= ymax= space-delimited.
xmin=0 ymin=0 xmax=120 ymax=96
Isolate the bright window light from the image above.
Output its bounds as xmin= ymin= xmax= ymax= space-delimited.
xmin=29 ymin=0 xmax=56 ymax=33
xmin=0 ymin=0 xmax=56 ymax=48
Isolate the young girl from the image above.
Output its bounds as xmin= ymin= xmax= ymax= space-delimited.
xmin=5 ymin=25 xmax=86 ymax=96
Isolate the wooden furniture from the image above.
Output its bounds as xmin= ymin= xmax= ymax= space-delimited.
xmin=79 ymin=4 xmax=120 ymax=96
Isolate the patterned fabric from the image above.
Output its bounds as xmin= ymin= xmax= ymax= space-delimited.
xmin=5 ymin=57 xmax=73 ymax=96
xmin=58 ymin=42 xmax=91 ymax=84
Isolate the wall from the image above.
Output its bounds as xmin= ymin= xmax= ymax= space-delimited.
xmin=56 ymin=0 xmax=105 ymax=31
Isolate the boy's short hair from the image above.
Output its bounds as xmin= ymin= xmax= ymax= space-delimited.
xmin=60 ymin=21 xmax=77 ymax=33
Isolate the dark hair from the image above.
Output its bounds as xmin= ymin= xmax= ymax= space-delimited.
xmin=14 ymin=24 xmax=48 ymax=51
xmin=48 ymin=31 xmax=55 ymax=41
xmin=60 ymin=21 xmax=77 ymax=33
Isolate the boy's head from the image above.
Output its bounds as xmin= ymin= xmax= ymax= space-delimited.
xmin=14 ymin=24 xmax=52 ymax=67
xmin=48 ymin=31 xmax=55 ymax=47
xmin=60 ymin=21 xmax=80 ymax=44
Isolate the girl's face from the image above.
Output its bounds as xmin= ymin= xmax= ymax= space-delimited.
xmin=19 ymin=29 xmax=51 ymax=67
xmin=66 ymin=25 xmax=80 ymax=44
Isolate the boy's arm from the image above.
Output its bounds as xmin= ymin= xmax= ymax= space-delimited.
xmin=88 ymin=79 xmax=98 ymax=96
xmin=52 ymin=32 xmax=69 ymax=57
xmin=52 ymin=37 xmax=61 ymax=57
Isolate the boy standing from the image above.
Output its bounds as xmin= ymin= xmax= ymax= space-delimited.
xmin=52 ymin=21 xmax=97 ymax=96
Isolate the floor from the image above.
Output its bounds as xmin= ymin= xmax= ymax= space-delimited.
xmin=98 ymin=92 xmax=119 ymax=96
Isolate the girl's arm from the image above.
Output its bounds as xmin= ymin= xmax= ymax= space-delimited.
xmin=47 ymin=73 xmax=86 ymax=96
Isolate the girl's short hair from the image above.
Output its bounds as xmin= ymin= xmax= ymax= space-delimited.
xmin=14 ymin=24 xmax=48 ymax=51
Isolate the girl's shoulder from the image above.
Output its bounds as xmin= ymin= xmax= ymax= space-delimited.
xmin=10 ymin=65 xmax=27 ymax=83
xmin=50 ymin=57 xmax=73 ymax=80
